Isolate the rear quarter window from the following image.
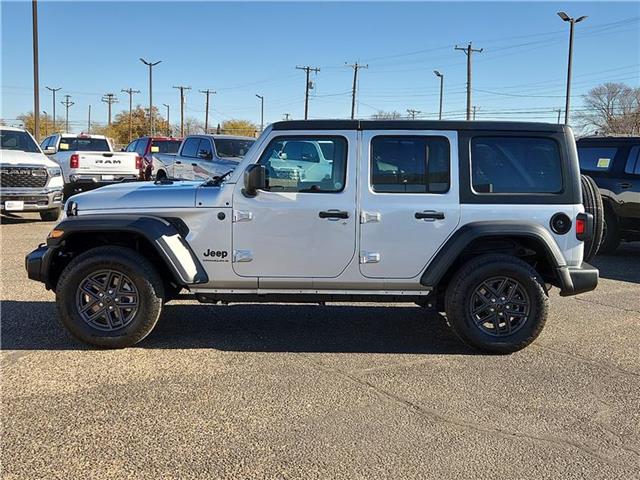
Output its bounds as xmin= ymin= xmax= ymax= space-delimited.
xmin=577 ymin=146 xmax=618 ymax=172
xmin=471 ymin=136 xmax=562 ymax=194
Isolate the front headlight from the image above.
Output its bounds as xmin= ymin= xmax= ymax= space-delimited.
xmin=47 ymin=166 xmax=61 ymax=177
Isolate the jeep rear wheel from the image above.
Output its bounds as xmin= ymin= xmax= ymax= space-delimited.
xmin=444 ymin=254 xmax=548 ymax=354
xmin=580 ymin=174 xmax=604 ymax=261
xmin=56 ymin=246 xmax=164 ymax=348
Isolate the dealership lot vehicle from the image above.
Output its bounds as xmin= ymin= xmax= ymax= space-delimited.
xmin=153 ymin=134 xmax=255 ymax=180
xmin=0 ymin=126 xmax=63 ymax=221
xmin=123 ymin=136 xmax=182 ymax=180
xmin=3 ymin=215 xmax=640 ymax=479
xmin=27 ymin=120 xmax=600 ymax=353
xmin=40 ymin=133 xmax=140 ymax=198
xmin=577 ymin=136 xmax=640 ymax=253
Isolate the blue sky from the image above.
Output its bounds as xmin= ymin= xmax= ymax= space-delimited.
xmin=1 ymin=1 xmax=639 ymax=132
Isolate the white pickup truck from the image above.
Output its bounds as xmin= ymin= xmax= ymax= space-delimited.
xmin=40 ymin=133 xmax=140 ymax=198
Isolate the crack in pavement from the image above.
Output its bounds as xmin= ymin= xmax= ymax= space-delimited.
xmin=573 ymin=296 xmax=640 ymax=314
xmin=295 ymin=353 xmax=639 ymax=469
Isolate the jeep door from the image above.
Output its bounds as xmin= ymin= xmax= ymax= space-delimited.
xmin=232 ymin=132 xmax=357 ymax=280
xmin=359 ymin=131 xmax=461 ymax=278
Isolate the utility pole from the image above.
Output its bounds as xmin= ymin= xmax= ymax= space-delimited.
xmin=162 ymin=103 xmax=170 ymax=136
xmin=173 ymin=85 xmax=191 ymax=137
xmin=295 ymin=65 xmax=320 ymax=120
xmin=32 ymin=0 xmax=40 ymax=141
xmin=46 ymin=86 xmax=61 ymax=133
xmin=101 ymin=93 xmax=118 ymax=127
xmin=255 ymin=94 xmax=264 ymax=132
xmin=346 ymin=61 xmax=368 ymax=120
xmin=472 ymin=105 xmax=479 ymax=120
xmin=199 ymin=89 xmax=216 ymax=133
xmin=455 ymin=43 xmax=483 ymax=120
xmin=434 ymin=70 xmax=444 ymax=120
xmin=283 ymin=113 xmax=291 ymax=121
xmin=406 ymin=109 xmax=421 ymax=120
xmin=60 ymin=95 xmax=74 ymax=133
xmin=121 ymin=88 xmax=140 ymax=142
xmin=87 ymin=105 xmax=91 ymax=133
xmin=140 ymin=58 xmax=162 ymax=134
xmin=558 ymin=12 xmax=587 ymax=125
xmin=556 ymin=108 xmax=562 ymax=124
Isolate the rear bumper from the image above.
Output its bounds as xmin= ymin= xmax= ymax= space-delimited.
xmin=557 ymin=262 xmax=599 ymax=296
xmin=66 ymin=174 xmax=139 ymax=195
xmin=1 ymin=188 xmax=63 ymax=212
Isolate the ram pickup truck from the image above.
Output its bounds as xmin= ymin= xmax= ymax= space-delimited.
xmin=40 ymin=133 xmax=140 ymax=198
xmin=123 ymin=136 xmax=182 ymax=180
xmin=27 ymin=120 xmax=600 ymax=353
xmin=153 ymin=134 xmax=255 ymax=181
xmin=1 ymin=127 xmax=64 ymax=221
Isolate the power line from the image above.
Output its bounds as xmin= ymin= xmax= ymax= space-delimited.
xmin=101 ymin=93 xmax=118 ymax=126
xmin=295 ymin=65 xmax=320 ymax=119
xmin=45 ymin=86 xmax=61 ymax=133
xmin=121 ymin=88 xmax=140 ymax=142
xmin=199 ymin=89 xmax=216 ymax=133
xmin=455 ymin=43 xmax=483 ymax=120
xmin=406 ymin=108 xmax=421 ymax=119
xmin=60 ymin=94 xmax=74 ymax=133
xmin=346 ymin=61 xmax=368 ymax=119
xmin=173 ymin=85 xmax=191 ymax=137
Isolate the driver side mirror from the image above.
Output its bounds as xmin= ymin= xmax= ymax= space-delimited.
xmin=243 ymin=164 xmax=266 ymax=197
xmin=44 ymin=146 xmax=57 ymax=154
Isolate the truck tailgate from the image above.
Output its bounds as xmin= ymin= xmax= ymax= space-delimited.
xmin=73 ymin=152 xmax=138 ymax=175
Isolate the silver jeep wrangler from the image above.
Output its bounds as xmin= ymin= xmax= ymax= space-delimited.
xmin=26 ymin=120 xmax=600 ymax=353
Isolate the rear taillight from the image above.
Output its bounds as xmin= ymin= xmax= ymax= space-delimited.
xmin=576 ymin=212 xmax=592 ymax=241
xmin=135 ymin=156 xmax=143 ymax=170
xmin=70 ymin=154 xmax=79 ymax=169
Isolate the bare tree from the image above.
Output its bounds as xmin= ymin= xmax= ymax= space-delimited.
xmin=577 ymin=82 xmax=640 ymax=135
xmin=371 ymin=110 xmax=403 ymax=120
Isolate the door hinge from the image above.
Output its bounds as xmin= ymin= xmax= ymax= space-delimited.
xmin=233 ymin=249 xmax=253 ymax=263
xmin=360 ymin=251 xmax=381 ymax=264
xmin=233 ymin=210 xmax=253 ymax=222
xmin=360 ymin=211 xmax=381 ymax=224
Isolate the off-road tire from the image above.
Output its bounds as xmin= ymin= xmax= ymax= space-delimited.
xmin=39 ymin=207 xmax=61 ymax=222
xmin=56 ymin=246 xmax=164 ymax=348
xmin=599 ymin=205 xmax=620 ymax=254
xmin=155 ymin=170 xmax=167 ymax=181
xmin=580 ymin=174 xmax=604 ymax=261
xmin=444 ymin=254 xmax=549 ymax=354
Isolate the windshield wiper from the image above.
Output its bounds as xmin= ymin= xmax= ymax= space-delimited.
xmin=204 ymin=170 xmax=234 ymax=187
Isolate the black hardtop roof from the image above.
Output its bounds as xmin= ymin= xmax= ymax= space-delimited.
xmin=271 ymin=119 xmax=567 ymax=133
xmin=577 ymin=135 xmax=640 ymax=143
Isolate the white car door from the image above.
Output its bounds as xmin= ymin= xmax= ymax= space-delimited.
xmin=231 ymin=131 xmax=357 ymax=280
xmin=359 ymin=130 xmax=461 ymax=279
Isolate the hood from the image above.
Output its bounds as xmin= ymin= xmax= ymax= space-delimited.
xmin=71 ymin=180 xmax=202 ymax=211
xmin=0 ymin=150 xmax=58 ymax=168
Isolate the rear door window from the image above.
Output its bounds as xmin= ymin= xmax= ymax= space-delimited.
xmin=471 ymin=137 xmax=562 ymax=194
xmin=578 ymin=146 xmax=618 ymax=172
xmin=624 ymin=146 xmax=640 ymax=175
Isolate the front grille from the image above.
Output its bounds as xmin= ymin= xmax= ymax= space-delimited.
xmin=0 ymin=167 xmax=48 ymax=188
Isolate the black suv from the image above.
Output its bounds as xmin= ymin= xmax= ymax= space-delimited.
xmin=577 ymin=136 xmax=640 ymax=253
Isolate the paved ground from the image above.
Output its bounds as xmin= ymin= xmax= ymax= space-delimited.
xmin=1 ymin=213 xmax=639 ymax=479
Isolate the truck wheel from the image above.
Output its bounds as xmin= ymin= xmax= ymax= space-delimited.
xmin=444 ymin=254 xmax=548 ymax=354
xmin=39 ymin=207 xmax=61 ymax=222
xmin=156 ymin=170 xmax=167 ymax=181
xmin=580 ymin=174 xmax=604 ymax=262
xmin=56 ymin=246 xmax=164 ymax=348
xmin=62 ymin=184 xmax=75 ymax=200
xmin=599 ymin=206 xmax=620 ymax=254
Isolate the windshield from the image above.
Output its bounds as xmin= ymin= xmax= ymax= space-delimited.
xmin=151 ymin=140 xmax=181 ymax=154
xmin=59 ymin=137 xmax=110 ymax=152
xmin=0 ymin=129 xmax=41 ymax=153
xmin=214 ymin=138 xmax=255 ymax=158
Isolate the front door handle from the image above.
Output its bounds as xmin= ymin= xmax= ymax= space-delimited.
xmin=175 ymin=160 xmax=182 ymax=165
xmin=618 ymin=182 xmax=632 ymax=189
xmin=319 ymin=210 xmax=350 ymax=219
xmin=415 ymin=211 xmax=445 ymax=220
xmin=191 ymin=162 xmax=198 ymax=166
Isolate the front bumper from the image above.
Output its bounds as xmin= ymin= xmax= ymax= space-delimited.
xmin=25 ymin=244 xmax=54 ymax=288
xmin=557 ymin=262 xmax=599 ymax=296
xmin=1 ymin=188 xmax=63 ymax=212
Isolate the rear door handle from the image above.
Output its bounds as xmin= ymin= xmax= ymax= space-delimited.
xmin=618 ymin=182 xmax=632 ymax=189
xmin=175 ymin=161 xmax=182 ymax=164
xmin=415 ymin=211 xmax=445 ymax=220
xmin=191 ymin=163 xmax=198 ymax=166
xmin=319 ymin=210 xmax=350 ymax=219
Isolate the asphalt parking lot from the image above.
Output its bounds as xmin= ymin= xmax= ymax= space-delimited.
xmin=1 ymin=213 xmax=639 ymax=479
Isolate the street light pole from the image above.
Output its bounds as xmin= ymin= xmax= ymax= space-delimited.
xmin=434 ymin=70 xmax=444 ymax=120
xmin=255 ymin=94 xmax=264 ymax=132
xmin=557 ymin=11 xmax=587 ymax=125
xmin=140 ymin=58 xmax=162 ymax=134
xmin=32 ymin=0 xmax=40 ymax=141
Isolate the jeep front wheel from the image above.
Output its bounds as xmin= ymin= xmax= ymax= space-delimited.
xmin=56 ymin=246 xmax=164 ymax=348
xmin=444 ymin=254 xmax=548 ymax=354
